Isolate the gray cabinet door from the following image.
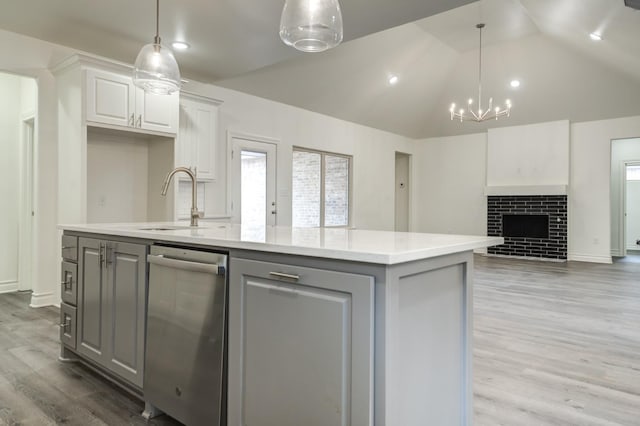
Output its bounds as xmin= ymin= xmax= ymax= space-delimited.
xmin=228 ymin=258 xmax=374 ymax=426
xmin=76 ymin=236 xmax=147 ymax=389
xmin=105 ymin=241 xmax=147 ymax=388
xmin=77 ymin=237 xmax=108 ymax=365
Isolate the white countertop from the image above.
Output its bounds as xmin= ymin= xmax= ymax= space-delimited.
xmin=59 ymin=222 xmax=503 ymax=265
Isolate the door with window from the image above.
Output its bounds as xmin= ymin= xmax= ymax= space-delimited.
xmin=230 ymin=136 xmax=277 ymax=227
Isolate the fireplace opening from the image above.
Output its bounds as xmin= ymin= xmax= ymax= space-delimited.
xmin=502 ymin=214 xmax=549 ymax=239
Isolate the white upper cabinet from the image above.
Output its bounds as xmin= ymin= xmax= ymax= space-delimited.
xmin=85 ymin=68 xmax=178 ymax=135
xmin=176 ymin=94 xmax=222 ymax=180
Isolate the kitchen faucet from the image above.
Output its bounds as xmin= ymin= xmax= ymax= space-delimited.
xmin=161 ymin=167 xmax=203 ymax=227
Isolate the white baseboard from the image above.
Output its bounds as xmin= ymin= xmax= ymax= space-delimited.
xmin=0 ymin=280 xmax=19 ymax=294
xmin=473 ymin=248 xmax=488 ymax=255
xmin=30 ymin=291 xmax=58 ymax=308
xmin=568 ymin=253 xmax=613 ymax=264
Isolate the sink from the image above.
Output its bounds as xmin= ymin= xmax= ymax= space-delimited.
xmin=138 ymin=225 xmax=203 ymax=231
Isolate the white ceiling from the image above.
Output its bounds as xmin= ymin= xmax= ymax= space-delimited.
xmin=2 ymin=0 xmax=640 ymax=138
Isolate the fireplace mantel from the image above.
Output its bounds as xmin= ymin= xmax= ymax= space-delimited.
xmin=484 ymin=185 xmax=567 ymax=196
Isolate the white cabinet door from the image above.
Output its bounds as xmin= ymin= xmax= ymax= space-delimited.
xmin=176 ymin=96 xmax=219 ymax=180
xmin=136 ymin=88 xmax=179 ymax=134
xmin=228 ymin=258 xmax=374 ymax=426
xmin=85 ymin=68 xmax=178 ymax=135
xmin=86 ymin=69 xmax=135 ymax=128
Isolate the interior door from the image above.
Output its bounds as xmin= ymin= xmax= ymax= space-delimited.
xmin=230 ymin=136 xmax=277 ymax=227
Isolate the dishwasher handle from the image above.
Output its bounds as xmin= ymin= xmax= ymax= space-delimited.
xmin=147 ymin=254 xmax=225 ymax=275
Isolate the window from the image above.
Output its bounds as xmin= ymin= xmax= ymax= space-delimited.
xmin=292 ymin=148 xmax=351 ymax=227
xmin=627 ymin=165 xmax=640 ymax=181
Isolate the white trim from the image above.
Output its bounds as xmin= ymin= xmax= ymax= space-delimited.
xmin=180 ymin=91 xmax=224 ymax=106
xmin=567 ymin=253 xmax=613 ymax=264
xmin=484 ymin=185 xmax=567 ymax=196
xmin=19 ymin=114 xmax=36 ymax=292
xmin=29 ymin=291 xmax=58 ymax=308
xmin=0 ymin=281 xmax=19 ymax=294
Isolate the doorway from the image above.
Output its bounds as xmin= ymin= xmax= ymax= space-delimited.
xmin=0 ymin=72 xmax=37 ymax=294
xmin=395 ymin=152 xmax=411 ymax=232
xmin=610 ymin=138 xmax=640 ymax=257
xmin=624 ymin=163 xmax=640 ymax=255
xmin=229 ymin=134 xmax=277 ymax=228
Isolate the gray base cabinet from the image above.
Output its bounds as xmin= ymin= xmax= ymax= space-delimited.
xmin=76 ymin=236 xmax=147 ymax=388
xmin=227 ymin=257 xmax=374 ymax=426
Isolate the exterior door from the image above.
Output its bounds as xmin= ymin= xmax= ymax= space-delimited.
xmin=230 ymin=136 xmax=277 ymax=227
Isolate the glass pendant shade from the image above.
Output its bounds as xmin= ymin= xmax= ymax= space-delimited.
xmin=133 ymin=42 xmax=181 ymax=95
xmin=279 ymin=0 xmax=343 ymax=52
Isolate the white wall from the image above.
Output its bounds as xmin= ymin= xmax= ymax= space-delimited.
xmin=487 ymin=120 xmax=569 ymax=186
xmin=182 ymin=80 xmax=415 ymax=231
xmin=0 ymin=73 xmax=22 ymax=292
xmin=86 ymin=131 xmax=150 ymax=223
xmin=570 ymin=116 xmax=640 ymax=263
xmin=414 ymin=117 xmax=640 ymax=264
xmin=413 ymin=133 xmax=487 ymax=236
xmin=0 ymin=28 xmax=73 ymax=305
xmin=610 ymin=138 xmax=640 ymax=255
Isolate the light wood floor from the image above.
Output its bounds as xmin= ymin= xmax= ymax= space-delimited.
xmin=0 ymin=255 xmax=639 ymax=425
xmin=473 ymin=255 xmax=640 ymax=425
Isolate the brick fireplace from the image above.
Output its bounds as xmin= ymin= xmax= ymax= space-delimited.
xmin=487 ymin=195 xmax=567 ymax=260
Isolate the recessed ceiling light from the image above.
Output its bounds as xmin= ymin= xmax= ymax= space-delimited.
xmin=589 ymin=32 xmax=603 ymax=41
xmin=388 ymin=75 xmax=399 ymax=85
xmin=510 ymin=80 xmax=521 ymax=88
xmin=172 ymin=41 xmax=190 ymax=50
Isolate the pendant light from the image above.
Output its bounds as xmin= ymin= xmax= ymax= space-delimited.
xmin=133 ymin=0 xmax=181 ymax=95
xmin=279 ymin=0 xmax=343 ymax=52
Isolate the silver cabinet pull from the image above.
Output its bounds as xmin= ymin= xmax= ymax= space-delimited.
xmin=99 ymin=243 xmax=105 ymax=267
xmin=269 ymin=272 xmax=300 ymax=281
xmin=61 ymin=276 xmax=72 ymax=290
xmin=137 ymin=114 xmax=142 ymax=127
xmin=59 ymin=318 xmax=70 ymax=330
xmin=105 ymin=243 xmax=112 ymax=266
xmin=130 ymin=113 xmax=135 ymax=126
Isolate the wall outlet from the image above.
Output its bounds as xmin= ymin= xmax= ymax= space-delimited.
xmin=636 ymin=239 xmax=640 ymax=246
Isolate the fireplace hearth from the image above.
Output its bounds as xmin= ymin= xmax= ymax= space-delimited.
xmin=487 ymin=195 xmax=567 ymax=260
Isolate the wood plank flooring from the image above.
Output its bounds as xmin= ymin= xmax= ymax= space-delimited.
xmin=473 ymin=255 xmax=640 ymax=425
xmin=0 ymin=292 xmax=181 ymax=425
xmin=1 ymin=255 xmax=639 ymax=425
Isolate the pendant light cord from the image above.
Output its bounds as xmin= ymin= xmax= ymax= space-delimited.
xmin=477 ymin=23 xmax=484 ymax=113
xmin=154 ymin=0 xmax=161 ymax=44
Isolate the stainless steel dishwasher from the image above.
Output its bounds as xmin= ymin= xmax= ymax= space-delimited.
xmin=145 ymin=245 xmax=227 ymax=426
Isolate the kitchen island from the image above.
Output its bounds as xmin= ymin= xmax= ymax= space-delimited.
xmin=58 ymin=222 xmax=502 ymax=426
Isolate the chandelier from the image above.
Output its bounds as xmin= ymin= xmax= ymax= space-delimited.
xmin=450 ymin=23 xmax=511 ymax=122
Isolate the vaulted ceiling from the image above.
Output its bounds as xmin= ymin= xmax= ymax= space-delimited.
xmin=2 ymin=0 xmax=640 ymax=138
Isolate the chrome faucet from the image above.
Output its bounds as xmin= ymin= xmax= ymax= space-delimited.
xmin=161 ymin=167 xmax=203 ymax=227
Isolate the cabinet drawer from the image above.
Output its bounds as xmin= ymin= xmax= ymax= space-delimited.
xmin=60 ymin=303 xmax=77 ymax=350
xmin=61 ymin=261 xmax=78 ymax=306
xmin=62 ymin=235 xmax=78 ymax=262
